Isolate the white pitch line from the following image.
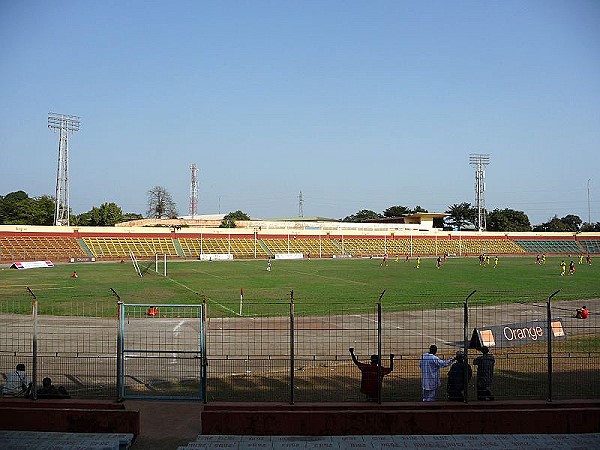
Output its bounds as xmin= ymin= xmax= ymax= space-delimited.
xmin=171 ymin=319 xmax=186 ymax=363
xmin=163 ymin=275 xmax=238 ymax=315
xmin=173 ymin=319 xmax=185 ymax=333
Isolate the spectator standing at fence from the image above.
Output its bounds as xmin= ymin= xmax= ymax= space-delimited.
xmin=349 ymin=348 xmax=394 ymax=402
xmin=473 ymin=346 xmax=495 ymax=400
xmin=2 ymin=363 xmax=31 ymax=397
xmin=447 ymin=351 xmax=472 ymax=401
xmin=420 ymin=345 xmax=454 ymax=402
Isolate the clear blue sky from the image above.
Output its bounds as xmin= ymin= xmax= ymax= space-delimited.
xmin=1 ymin=0 xmax=599 ymax=225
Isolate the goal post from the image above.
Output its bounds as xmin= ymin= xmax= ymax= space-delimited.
xmin=155 ymin=253 xmax=167 ymax=277
xmin=130 ymin=251 xmax=142 ymax=277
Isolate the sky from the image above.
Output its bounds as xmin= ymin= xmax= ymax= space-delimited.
xmin=1 ymin=1 xmax=599 ymax=225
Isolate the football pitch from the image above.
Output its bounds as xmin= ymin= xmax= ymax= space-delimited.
xmin=1 ymin=255 xmax=598 ymax=318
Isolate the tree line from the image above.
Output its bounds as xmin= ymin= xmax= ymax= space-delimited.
xmin=1 ymin=189 xmax=598 ymax=232
xmin=340 ymin=202 xmax=600 ymax=232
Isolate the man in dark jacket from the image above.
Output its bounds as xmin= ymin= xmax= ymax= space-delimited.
xmin=473 ymin=346 xmax=495 ymax=400
xmin=447 ymin=351 xmax=472 ymax=401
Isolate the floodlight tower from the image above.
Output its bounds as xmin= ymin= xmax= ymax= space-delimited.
xmin=48 ymin=113 xmax=80 ymax=226
xmin=469 ymin=153 xmax=490 ymax=231
xmin=189 ymin=163 xmax=199 ymax=218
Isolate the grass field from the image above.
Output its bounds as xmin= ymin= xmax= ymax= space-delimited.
xmin=0 ymin=255 xmax=597 ymax=318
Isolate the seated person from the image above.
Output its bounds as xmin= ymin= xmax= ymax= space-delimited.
xmin=37 ymin=377 xmax=70 ymax=399
xmin=2 ymin=363 xmax=31 ymax=397
xmin=575 ymin=306 xmax=589 ymax=319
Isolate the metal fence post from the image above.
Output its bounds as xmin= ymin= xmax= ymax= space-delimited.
xmin=464 ymin=290 xmax=476 ymax=403
xmin=377 ymin=302 xmax=382 ymax=404
xmin=116 ymin=301 xmax=124 ymax=401
xmin=547 ymin=290 xmax=560 ymax=403
xmin=31 ymin=297 xmax=38 ymax=400
xmin=290 ymin=296 xmax=295 ymax=405
xmin=201 ymin=301 xmax=207 ymax=404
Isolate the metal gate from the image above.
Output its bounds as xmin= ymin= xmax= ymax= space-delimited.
xmin=117 ymin=303 xmax=206 ymax=400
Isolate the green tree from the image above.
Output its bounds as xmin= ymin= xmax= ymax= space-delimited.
xmin=383 ymin=206 xmax=412 ymax=217
xmin=581 ymin=222 xmax=600 ymax=232
xmin=486 ymin=208 xmax=531 ymax=232
xmin=74 ymin=203 xmax=126 ymax=226
xmin=220 ymin=210 xmax=250 ymax=228
xmin=342 ymin=209 xmax=382 ymax=222
xmin=97 ymin=202 xmax=124 ymax=226
xmin=122 ymin=212 xmax=144 ymax=222
xmin=445 ymin=203 xmax=477 ymax=230
xmin=533 ymin=215 xmax=582 ymax=232
xmin=29 ymin=195 xmax=55 ymax=225
xmin=383 ymin=205 xmax=429 ymax=217
xmin=0 ymin=191 xmax=55 ymax=225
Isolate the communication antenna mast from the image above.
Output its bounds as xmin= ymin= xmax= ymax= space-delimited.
xmin=48 ymin=113 xmax=80 ymax=226
xmin=588 ymin=179 xmax=592 ymax=224
xmin=469 ymin=153 xmax=490 ymax=231
xmin=189 ymin=163 xmax=198 ymax=218
xmin=298 ymin=191 xmax=304 ymax=218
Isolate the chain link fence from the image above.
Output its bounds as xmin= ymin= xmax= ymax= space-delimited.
xmin=1 ymin=293 xmax=598 ymax=403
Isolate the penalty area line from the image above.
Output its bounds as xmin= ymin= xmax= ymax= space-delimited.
xmin=162 ymin=274 xmax=239 ymax=316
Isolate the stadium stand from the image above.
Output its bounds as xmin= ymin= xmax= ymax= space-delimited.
xmin=514 ymin=239 xmax=584 ymax=254
xmin=456 ymin=238 xmax=526 ymax=255
xmin=0 ymin=234 xmax=87 ymax=262
xmin=178 ymin=236 xmax=266 ymax=258
xmin=82 ymin=236 xmax=178 ymax=258
xmin=1 ymin=227 xmax=600 ymax=263
xmin=261 ymin=237 xmax=340 ymax=258
xmin=578 ymin=239 xmax=600 ymax=254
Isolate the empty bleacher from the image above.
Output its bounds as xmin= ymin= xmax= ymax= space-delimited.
xmin=514 ymin=239 xmax=584 ymax=254
xmin=2 ymin=230 xmax=599 ymax=263
xmin=0 ymin=234 xmax=87 ymax=262
xmin=455 ymin=238 xmax=526 ymax=256
xmin=178 ymin=237 xmax=266 ymax=258
xmin=261 ymin=237 xmax=340 ymax=258
xmin=82 ymin=236 xmax=178 ymax=258
xmin=578 ymin=239 xmax=600 ymax=254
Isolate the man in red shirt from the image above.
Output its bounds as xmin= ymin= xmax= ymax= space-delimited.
xmin=349 ymin=348 xmax=394 ymax=401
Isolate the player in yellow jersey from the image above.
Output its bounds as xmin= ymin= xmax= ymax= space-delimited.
xmin=416 ymin=256 xmax=421 ymax=269
xmin=560 ymin=260 xmax=566 ymax=276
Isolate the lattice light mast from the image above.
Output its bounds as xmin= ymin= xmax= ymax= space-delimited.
xmin=189 ymin=163 xmax=199 ymax=218
xmin=48 ymin=113 xmax=80 ymax=226
xmin=469 ymin=153 xmax=490 ymax=231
